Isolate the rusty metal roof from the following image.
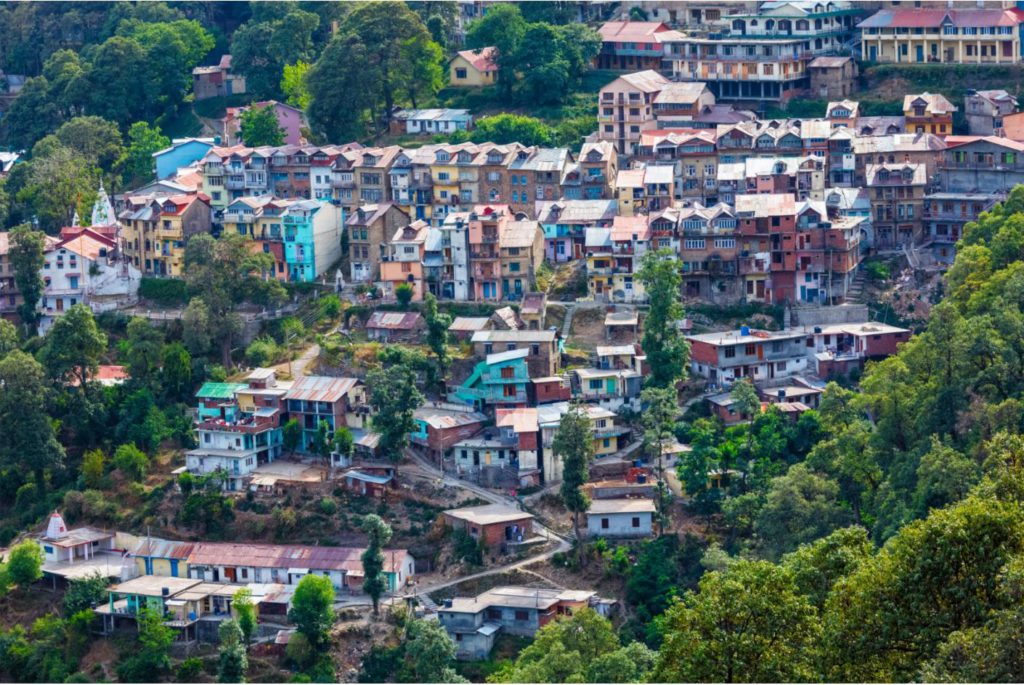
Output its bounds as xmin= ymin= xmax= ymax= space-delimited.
xmin=284 ymin=376 xmax=360 ymax=403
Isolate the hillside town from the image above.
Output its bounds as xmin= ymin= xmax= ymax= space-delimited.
xmin=2 ymin=1 xmax=1024 ymax=683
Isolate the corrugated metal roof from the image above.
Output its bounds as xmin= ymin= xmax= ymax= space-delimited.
xmin=366 ymin=311 xmax=423 ymax=330
xmin=284 ymin=376 xmax=359 ymax=403
xmin=195 ymin=382 xmax=247 ymax=399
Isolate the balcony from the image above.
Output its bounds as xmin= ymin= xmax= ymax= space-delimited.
xmin=473 ymin=265 xmax=498 ymax=279
xmin=478 ymin=231 xmax=499 ymax=243
xmin=225 ymin=176 xmax=245 ymax=190
xmin=331 ymin=177 xmax=355 ymax=189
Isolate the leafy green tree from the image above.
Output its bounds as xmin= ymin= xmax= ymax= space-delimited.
xmin=655 ymin=560 xmax=822 ymax=682
xmin=469 ymin=113 xmax=553 ymax=146
xmin=0 ymin=319 xmax=18 ymax=358
xmin=752 ymin=464 xmax=854 ymax=561
xmin=781 ymin=526 xmax=873 ymax=608
xmin=233 ymin=588 xmax=257 ymax=646
xmin=306 ymin=33 xmax=375 ymax=141
xmin=64 ymin=572 xmax=108 ymax=615
xmin=117 ymin=606 xmax=174 ymax=682
xmin=3 ymin=76 xmax=63 ymax=150
xmin=493 ymin=608 xmax=621 ymax=682
xmin=361 ymin=514 xmax=393 ymax=616
xmin=288 ymin=574 xmax=335 ymax=649
xmin=823 ymin=494 xmax=1024 ymax=681
xmin=0 ymin=351 xmax=65 ymax=487
xmin=311 ymin=420 xmax=333 ymax=466
xmin=914 ymin=436 xmax=979 ymax=515
xmin=54 ymin=116 xmax=124 ymax=173
xmin=333 ymin=426 xmax=354 ymax=464
xmin=637 ymin=249 xmax=689 ymax=389
xmin=115 ymin=389 xmax=169 ymax=454
xmin=122 ymin=122 xmax=169 ymax=187
xmin=394 ymin=282 xmax=414 ymax=308
xmin=402 ymin=618 xmax=466 ymax=683
xmin=423 ymin=293 xmax=451 ymax=378
xmin=125 ymin=317 xmax=165 ymax=387
xmin=239 ymin=105 xmax=286 ymax=147
xmin=465 ymin=4 xmax=527 ymax=96
xmin=39 ymin=304 xmax=107 ymax=387
xmin=8 ymin=225 xmax=47 ymax=334
xmin=283 ymin=418 xmax=302 ymax=456
xmin=281 ymin=60 xmax=312 ymax=110
xmin=586 ymin=641 xmax=657 ymax=683
xmin=112 ymin=443 xmax=149 ymax=482
xmin=554 ymin=405 xmax=594 ymax=563
xmin=6 ymin=540 xmax=43 ymax=589
xmin=182 ymin=297 xmax=213 ymax=356
xmin=81 ymin=449 xmax=106 ymax=489
xmin=642 ymin=386 xmax=677 ymax=536
xmin=624 ymin=534 xmax=705 ymax=642
xmin=217 ymin=619 xmax=248 ymax=683
xmin=367 ymin=363 xmax=424 ymax=468
xmin=231 ymin=8 xmax=320 ymax=100
xmin=729 ymin=377 xmax=761 ymax=420
xmin=16 ymin=144 xmax=97 ymax=234
xmin=161 ymin=342 xmax=192 ymax=401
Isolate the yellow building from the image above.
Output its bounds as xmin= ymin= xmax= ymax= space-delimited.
xmin=116 ymin=533 xmax=193 ymax=578
xmin=860 ymin=8 xmax=1023 ymax=64
xmin=120 ymin=193 xmax=211 ymax=277
xmin=449 ymin=47 xmax=498 ymax=87
xmin=614 ymin=168 xmax=645 ymax=217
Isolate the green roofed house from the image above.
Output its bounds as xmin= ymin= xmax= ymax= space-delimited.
xmin=195 ymin=382 xmax=247 ymax=420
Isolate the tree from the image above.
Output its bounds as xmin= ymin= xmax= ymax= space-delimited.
xmin=81 ymin=449 xmax=106 ymax=489
xmin=333 ymin=426 xmax=354 ymax=464
xmin=118 ymin=606 xmax=174 ymax=682
xmin=182 ymin=297 xmax=213 ymax=356
xmin=311 ymin=420 xmax=333 ymax=466
xmin=469 ymin=114 xmax=553 ymax=146
xmin=361 ymin=514 xmax=393 ymax=616
xmin=112 ymin=443 xmax=149 ymax=482
xmin=781 ymin=526 xmax=873 ymax=608
xmin=642 ymin=386 xmax=677 ymax=536
xmin=283 ymin=418 xmax=302 ymax=456
xmin=751 ymin=464 xmax=854 ymax=561
xmin=63 ymin=572 xmax=108 ymax=615
xmin=15 ymin=144 xmax=97 ymax=234
xmin=403 ymin=619 xmax=466 ymax=683
xmin=6 ymin=540 xmax=43 ymax=589
xmin=554 ymin=405 xmax=594 ymax=563
xmin=822 ymin=494 xmax=1024 ymax=682
xmin=39 ymin=304 xmax=107 ymax=387
xmin=161 ymin=342 xmax=192 ymax=401
xmin=217 ymin=619 xmax=248 ymax=683
xmin=306 ymin=33 xmax=375 ymax=142
xmin=637 ymin=249 xmax=690 ymax=389
xmin=281 ymin=61 xmax=312 ymax=110
xmin=233 ymin=588 xmax=257 ymax=646
xmin=288 ymin=574 xmax=335 ymax=649
xmin=913 ymin=436 xmax=979 ymax=515
xmin=423 ymin=293 xmax=451 ymax=378
xmin=0 ymin=351 xmax=65 ymax=487
xmin=730 ymin=378 xmax=761 ymax=420
xmin=122 ymin=122 xmax=169 ymax=187
xmin=125 ymin=317 xmax=165 ymax=387
xmin=239 ymin=105 xmax=286 ymax=147
xmin=586 ymin=642 xmax=658 ymax=683
xmin=231 ymin=8 xmax=320 ymax=100
xmin=3 ymin=76 xmax=62 ymax=150
xmin=8 ymin=225 xmax=46 ymax=334
xmin=367 ymin=364 xmax=424 ymax=467
xmin=494 ymin=608 xmax=621 ymax=682
xmin=655 ymin=560 xmax=822 ymax=683
xmin=394 ymin=282 xmax=414 ymax=307
xmin=54 ymin=116 xmax=124 ymax=173
xmin=0 ymin=319 xmax=19 ymax=358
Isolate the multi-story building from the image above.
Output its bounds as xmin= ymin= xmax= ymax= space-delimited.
xmin=808 ymin=56 xmax=858 ymax=100
xmin=471 ymin=329 xmax=562 ymax=378
xmin=661 ymin=1 xmax=864 ymax=106
xmin=507 ymin=147 xmax=572 ymax=213
xmin=651 ymin=82 xmax=717 ymax=129
xmin=596 ymin=21 xmax=675 ymax=71
xmin=346 ymin=203 xmax=409 ymax=284
xmin=283 ymin=376 xmax=371 ymax=450
xmin=0 ymin=229 xmax=58 ymax=322
xmin=597 ymin=70 xmax=672 ymax=154
xmin=636 ymin=129 xmax=718 ymax=203
xmin=440 ymin=210 xmax=473 ymax=301
xmin=577 ymin=141 xmax=618 ymax=200
xmin=379 ymin=220 xmax=428 ymax=301
xmin=498 ymin=220 xmax=544 ymax=301
xmin=851 ymin=133 xmax=946 ymax=187
xmin=468 ymin=206 xmax=506 ymax=301
xmin=120 ymin=193 xmax=211 ymax=277
xmin=904 ymin=93 xmax=957 ymax=137
xmin=354 ymin=146 xmax=401 ymax=208
xmin=535 ymin=200 xmax=618 ymax=263
xmin=38 ymin=229 xmax=141 ymax=333
xmin=538 ymin=402 xmax=627 ymax=482
xmin=455 ymin=348 xmax=531 ymax=411
xmin=280 ymin=200 xmax=342 ymax=282
xmin=676 ymin=202 xmax=740 ymax=302
xmin=865 ymin=163 xmax=928 ymax=247
xmin=965 ymin=89 xmax=1019 ymax=135
xmin=859 ymin=7 xmax=1024 ymax=64
xmin=222 ymin=196 xmax=289 ymax=281
xmin=585 ymin=215 xmax=650 ymax=304
xmin=826 ymin=99 xmax=861 ymax=129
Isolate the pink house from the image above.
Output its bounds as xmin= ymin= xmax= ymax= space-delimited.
xmin=224 ymin=100 xmax=308 ymax=146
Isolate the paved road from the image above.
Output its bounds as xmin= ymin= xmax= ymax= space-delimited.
xmin=401 ymin=448 xmax=572 ymax=599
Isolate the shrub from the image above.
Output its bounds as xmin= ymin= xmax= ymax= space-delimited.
xmin=318 ymin=294 xmax=342 ymax=320
xmin=246 ymin=336 xmax=283 ymax=367
xmin=113 ymin=444 xmax=149 ymax=482
xmin=175 ymin=657 xmax=204 ymax=682
xmin=319 ymin=498 xmax=338 ymax=516
xmin=139 ymin=278 xmax=188 ymax=305
xmin=866 ymin=261 xmax=891 ymax=282
xmin=395 ymin=283 xmax=414 ymax=307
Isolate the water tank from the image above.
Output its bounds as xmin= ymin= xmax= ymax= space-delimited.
xmin=637 ymin=473 xmax=647 ymax=484
xmin=633 ymin=459 xmax=642 ymax=468
xmin=162 ymin=587 xmax=170 ymax=597
xmin=814 ymin=326 xmax=822 ymax=334
xmin=444 ymin=599 xmax=453 ymax=608
xmin=778 ymin=390 xmax=786 ymax=401
xmin=740 ymin=325 xmax=750 ymax=336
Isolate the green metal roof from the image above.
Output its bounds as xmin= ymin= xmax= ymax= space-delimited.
xmin=195 ymin=382 xmax=247 ymax=399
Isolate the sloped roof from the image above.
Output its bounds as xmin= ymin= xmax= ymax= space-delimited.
xmin=285 ymin=376 xmax=360 ymax=402
xmin=455 ymin=46 xmax=498 ymax=72
xmin=444 ymin=504 xmax=533 ymax=526
xmin=449 ymin=317 xmax=491 ymax=332
xmin=903 ymin=92 xmax=957 ymax=115
xmin=598 ymin=21 xmax=670 ymax=41
xmin=366 ymin=311 xmax=423 ymax=331
xmin=860 ymin=8 xmax=1023 ymax=29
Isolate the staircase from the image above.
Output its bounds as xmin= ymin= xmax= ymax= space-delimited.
xmin=418 ymin=592 xmax=440 ymax=612
xmin=845 ymin=269 xmax=867 ymax=304
xmin=561 ymin=303 xmax=576 ymax=337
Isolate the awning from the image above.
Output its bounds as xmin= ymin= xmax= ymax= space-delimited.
xmin=287 ymin=568 xmax=309 ymax=575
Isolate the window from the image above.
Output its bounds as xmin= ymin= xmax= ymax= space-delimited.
xmin=724 ymin=346 xmax=736 ymax=358
xmin=632 ymin=517 xmax=641 ymax=528
xmin=601 ymin=518 xmax=610 ymax=529
xmin=501 ymin=366 xmax=514 ymax=379
xmin=745 ymin=344 xmax=756 ymax=355
xmin=684 ymin=239 xmax=705 ymax=250
xmin=515 ymin=610 xmax=529 ymax=621
xmin=455 ymin=67 xmax=467 ymax=79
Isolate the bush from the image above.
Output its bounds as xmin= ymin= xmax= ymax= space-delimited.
xmin=246 ymin=336 xmax=282 ymax=366
xmin=319 ymin=498 xmax=338 ymax=516
xmin=319 ymin=294 xmax=342 ymax=320
xmin=139 ymin=278 xmax=189 ymax=305
xmin=865 ymin=261 xmax=891 ymax=282
xmin=113 ymin=443 xmax=149 ymax=481
xmin=395 ymin=283 xmax=414 ymax=307
xmin=175 ymin=657 xmax=204 ymax=682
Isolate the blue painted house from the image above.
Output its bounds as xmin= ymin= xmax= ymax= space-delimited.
xmin=152 ymin=138 xmax=217 ymax=180
xmin=282 ymin=200 xmax=343 ymax=282
xmin=455 ymin=349 xmax=531 ymax=411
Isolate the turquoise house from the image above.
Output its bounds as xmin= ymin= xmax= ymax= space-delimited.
xmin=455 ymin=349 xmax=531 ymax=411
xmin=282 ymin=200 xmax=342 ymax=283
